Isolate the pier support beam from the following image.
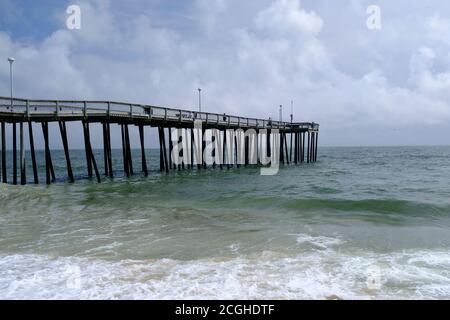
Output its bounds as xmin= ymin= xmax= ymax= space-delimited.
xmin=307 ymin=131 xmax=311 ymax=163
xmin=42 ymin=122 xmax=53 ymax=184
xmin=158 ymin=127 xmax=164 ymax=172
xmin=202 ymin=128 xmax=207 ymax=169
xmin=162 ymin=128 xmax=169 ymax=172
xmin=121 ymin=124 xmax=129 ymax=177
xmin=284 ymin=133 xmax=289 ymax=165
xmin=311 ymin=132 xmax=316 ymax=163
xmin=28 ymin=122 xmax=38 ymax=184
xmin=13 ymin=123 xmax=17 ymax=185
xmin=20 ymin=122 xmax=26 ymax=185
xmin=290 ymin=133 xmax=293 ymax=164
xmin=83 ymin=121 xmax=101 ymax=183
xmin=139 ymin=125 xmax=148 ymax=176
xmin=315 ymin=132 xmax=319 ymax=162
xmin=190 ymin=128 xmax=194 ymax=169
xmin=106 ymin=123 xmax=113 ymax=178
xmin=157 ymin=127 xmax=169 ymax=173
xmin=168 ymin=127 xmax=174 ymax=170
xmin=1 ymin=121 xmax=5 ymax=183
xmin=125 ymin=124 xmax=133 ymax=175
xmin=84 ymin=123 xmax=93 ymax=178
xmin=294 ymin=132 xmax=298 ymax=164
xmin=178 ymin=129 xmax=183 ymax=171
xmin=301 ymin=132 xmax=305 ymax=163
xmin=102 ymin=123 xmax=110 ymax=177
xmin=59 ymin=121 xmax=74 ymax=183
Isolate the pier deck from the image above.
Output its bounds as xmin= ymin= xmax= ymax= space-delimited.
xmin=0 ymin=96 xmax=319 ymax=184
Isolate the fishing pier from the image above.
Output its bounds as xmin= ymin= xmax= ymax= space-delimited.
xmin=0 ymin=96 xmax=319 ymax=184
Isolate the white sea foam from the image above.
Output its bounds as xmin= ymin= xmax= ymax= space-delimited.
xmin=1 ymin=246 xmax=450 ymax=300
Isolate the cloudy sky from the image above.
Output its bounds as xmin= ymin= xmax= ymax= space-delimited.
xmin=1 ymin=0 xmax=450 ymax=148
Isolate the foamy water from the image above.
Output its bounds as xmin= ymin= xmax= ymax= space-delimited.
xmin=2 ymin=246 xmax=450 ymax=299
xmin=1 ymin=147 xmax=450 ymax=299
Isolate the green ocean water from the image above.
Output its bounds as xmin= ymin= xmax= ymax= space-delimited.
xmin=0 ymin=146 xmax=450 ymax=299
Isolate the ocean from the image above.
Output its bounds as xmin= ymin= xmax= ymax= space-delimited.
xmin=0 ymin=146 xmax=450 ymax=299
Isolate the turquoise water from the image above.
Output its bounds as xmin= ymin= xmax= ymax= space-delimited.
xmin=1 ymin=146 xmax=450 ymax=299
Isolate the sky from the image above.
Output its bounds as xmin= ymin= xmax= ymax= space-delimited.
xmin=0 ymin=0 xmax=450 ymax=148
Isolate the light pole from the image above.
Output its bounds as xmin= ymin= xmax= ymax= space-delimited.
xmin=198 ymin=88 xmax=202 ymax=112
xmin=279 ymin=105 xmax=283 ymax=122
xmin=290 ymin=100 xmax=293 ymax=123
xmin=8 ymin=57 xmax=15 ymax=110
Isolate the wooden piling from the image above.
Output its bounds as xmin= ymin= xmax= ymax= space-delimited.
xmin=279 ymin=132 xmax=284 ymax=165
xmin=294 ymin=132 xmax=298 ymax=164
xmin=315 ymin=132 xmax=319 ymax=162
xmin=83 ymin=121 xmax=101 ymax=183
xmin=244 ymin=135 xmax=249 ymax=166
xmin=190 ymin=128 xmax=194 ymax=169
xmin=168 ymin=127 xmax=174 ymax=170
xmin=125 ymin=124 xmax=133 ymax=175
xmin=13 ymin=122 xmax=17 ymax=185
xmin=290 ymin=133 xmax=293 ymax=164
xmin=139 ymin=125 xmax=148 ymax=176
xmin=162 ymin=128 xmax=169 ymax=173
xmin=42 ymin=122 xmax=51 ymax=185
xmin=106 ymin=123 xmax=113 ymax=178
xmin=84 ymin=122 xmax=93 ymax=178
xmin=102 ymin=123 xmax=109 ymax=177
xmin=28 ymin=122 xmax=38 ymax=184
xmin=212 ymin=133 xmax=217 ymax=169
xmin=307 ymin=131 xmax=311 ymax=163
xmin=59 ymin=121 xmax=74 ymax=183
xmin=121 ymin=124 xmax=129 ymax=177
xmin=284 ymin=132 xmax=289 ymax=165
xmin=302 ymin=132 xmax=305 ymax=163
xmin=202 ymin=128 xmax=206 ymax=169
xmin=312 ymin=132 xmax=316 ymax=162
xmin=1 ymin=121 xmax=6 ymax=183
xmin=177 ymin=129 xmax=184 ymax=171
xmin=158 ymin=127 xmax=164 ymax=172
xmin=20 ymin=122 xmax=26 ymax=185
xmin=234 ymin=134 xmax=240 ymax=168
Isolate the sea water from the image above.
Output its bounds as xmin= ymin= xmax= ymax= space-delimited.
xmin=0 ymin=146 xmax=450 ymax=299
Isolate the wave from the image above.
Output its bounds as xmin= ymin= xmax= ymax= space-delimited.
xmin=1 ymin=245 xmax=450 ymax=299
xmin=207 ymin=194 xmax=450 ymax=217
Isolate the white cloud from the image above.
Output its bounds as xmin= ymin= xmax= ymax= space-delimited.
xmin=1 ymin=0 xmax=450 ymax=147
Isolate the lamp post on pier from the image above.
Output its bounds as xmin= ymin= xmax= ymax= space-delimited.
xmin=198 ymin=88 xmax=202 ymax=112
xmin=8 ymin=57 xmax=15 ymax=110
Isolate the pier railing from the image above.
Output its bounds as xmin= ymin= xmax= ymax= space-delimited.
xmin=0 ymin=97 xmax=319 ymax=131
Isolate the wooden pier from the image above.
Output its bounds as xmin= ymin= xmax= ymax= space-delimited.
xmin=0 ymin=96 xmax=319 ymax=184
